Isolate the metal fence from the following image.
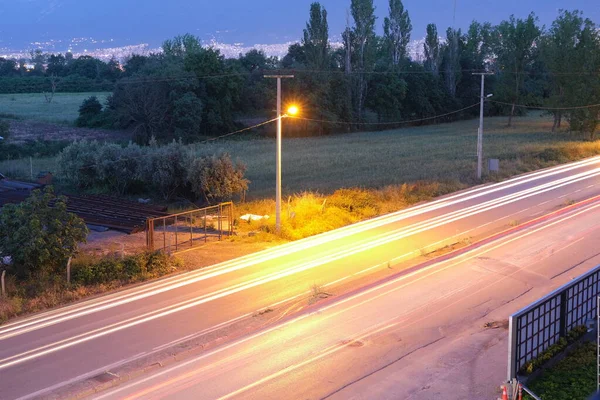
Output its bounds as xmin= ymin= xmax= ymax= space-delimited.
xmin=146 ymin=202 xmax=234 ymax=253
xmin=507 ymin=264 xmax=600 ymax=381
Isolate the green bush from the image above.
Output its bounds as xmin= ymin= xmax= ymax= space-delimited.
xmin=71 ymin=252 xmax=179 ymax=285
xmin=187 ymin=153 xmax=249 ymax=202
xmin=526 ymin=341 xmax=596 ymax=400
xmin=520 ymin=325 xmax=588 ymax=376
xmin=57 ymin=140 xmax=249 ymax=202
xmin=57 ymin=140 xmax=101 ymax=188
xmin=0 ymin=186 xmax=88 ymax=280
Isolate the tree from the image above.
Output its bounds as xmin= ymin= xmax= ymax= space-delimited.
xmin=541 ymin=10 xmax=598 ymax=132
xmin=239 ymin=49 xmax=276 ymax=72
xmin=188 ymin=153 xmax=249 ymax=203
xmin=0 ymin=187 xmax=88 ymax=280
xmin=76 ymin=96 xmax=103 ymax=127
xmin=29 ymin=49 xmax=46 ymax=76
xmin=441 ymin=27 xmax=462 ymax=98
xmin=424 ymin=24 xmax=441 ymax=75
xmin=302 ymin=3 xmax=330 ymax=70
xmin=563 ymin=17 xmax=600 ymax=138
xmin=46 ymin=54 xmax=67 ymax=76
xmin=163 ymin=34 xmax=203 ymax=58
xmin=350 ymin=0 xmax=377 ymax=121
xmin=141 ymin=141 xmax=191 ymax=201
xmin=493 ymin=13 xmax=542 ymax=126
xmin=172 ymin=92 xmax=203 ymax=138
xmin=383 ymin=0 xmax=412 ymax=67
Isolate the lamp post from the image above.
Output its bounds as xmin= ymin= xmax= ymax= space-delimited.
xmin=472 ymin=72 xmax=494 ymax=180
xmin=264 ymin=74 xmax=295 ymax=232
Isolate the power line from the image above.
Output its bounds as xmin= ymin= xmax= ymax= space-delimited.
xmin=200 ymin=117 xmax=279 ymax=143
xmin=289 ymin=102 xmax=481 ymax=126
xmin=490 ymin=100 xmax=600 ymax=111
xmin=72 ymin=117 xmax=280 ymax=172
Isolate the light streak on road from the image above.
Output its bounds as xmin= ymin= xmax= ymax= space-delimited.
xmin=2 ymin=156 xmax=599 ymax=341
xmin=2 ymin=166 xmax=600 ymax=370
xmin=96 ymin=200 xmax=600 ymax=400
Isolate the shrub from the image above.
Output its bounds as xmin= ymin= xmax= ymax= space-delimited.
xmin=140 ymin=140 xmax=191 ymax=200
xmin=57 ymin=140 xmax=101 ymax=188
xmin=71 ymin=252 xmax=179 ymax=285
xmin=519 ymin=325 xmax=588 ymax=376
xmin=95 ymin=142 xmax=143 ymax=194
xmin=57 ymin=140 xmax=250 ymax=202
xmin=76 ymin=96 xmax=104 ymax=127
xmin=526 ymin=341 xmax=596 ymax=400
xmin=0 ymin=186 xmax=88 ymax=279
xmin=188 ymin=153 xmax=249 ymax=203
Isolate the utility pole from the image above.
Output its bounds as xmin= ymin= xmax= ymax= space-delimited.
xmin=472 ymin=72 xmax=494 ymax=180
xmin=264 ymin=74 xmax=294 ymax=232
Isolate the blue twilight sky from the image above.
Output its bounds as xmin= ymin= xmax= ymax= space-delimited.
xmin=0 ymin=0 xmax=598 ymax=51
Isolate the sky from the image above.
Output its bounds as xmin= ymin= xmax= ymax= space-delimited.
xmin=0 ymin=0 xmax=598 ymax=51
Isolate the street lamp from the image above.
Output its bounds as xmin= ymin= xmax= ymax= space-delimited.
xmin=264 ymin=74 xmax=295 ymax=232
xmin=473 ymin=72 xmax=494 ymax=180
xmin=287 ymin=105 xmax=299 ymax=117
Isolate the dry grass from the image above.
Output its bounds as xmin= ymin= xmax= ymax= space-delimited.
xmin=234 ymin=182 xmax=465 ymax=242
xmin=0 ymin=281 xmax=119 ymax=324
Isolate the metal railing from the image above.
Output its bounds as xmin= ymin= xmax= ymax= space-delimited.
xmin=507 ymin=264 xmax=600 ymax=381
xmin=146 ymin=202 xmax=234 ymax=253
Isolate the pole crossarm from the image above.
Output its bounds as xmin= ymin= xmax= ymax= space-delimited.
xmin=264 ymin=75 xmax=295 ymax=78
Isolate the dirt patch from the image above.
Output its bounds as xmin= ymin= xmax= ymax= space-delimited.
xmin=483 ymin=320 xmax=509 ymax=330
xmin=6 ymin=119 xmax=130 ymax=144
xmin=82 ymin=230 xmax=277 ymax=271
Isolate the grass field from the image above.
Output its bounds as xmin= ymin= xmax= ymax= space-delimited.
xmin=0 ymin=92 xmax=110 ymax=124
xmin=198 ymin=113 xmax=596 ymax=198
xmin=1 ymin=113 xmax=598 ymax=199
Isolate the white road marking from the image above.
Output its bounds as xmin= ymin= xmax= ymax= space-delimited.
xmin=5 ymin=168 xmax=600 ymax=370
xmin=95 ymin=201 xmax=600 ymax=400
xmin=4 ymin=156 xmax=599 ymax=336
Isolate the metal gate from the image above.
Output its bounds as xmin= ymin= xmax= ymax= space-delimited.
xmin=146 ymin=202 xmax=234 ymax=253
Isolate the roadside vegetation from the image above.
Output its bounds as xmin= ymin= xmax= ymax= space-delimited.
xmin=0 ymin=187 xmax=182 ymax=323
xmin=234 ymin=183 xmax=463 ymax=241
xmin=524 ymin=341 xmax=596 ymax=400
xmin=0 ymin=3 xmax=599 ymax=324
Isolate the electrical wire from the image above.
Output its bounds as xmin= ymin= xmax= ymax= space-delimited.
xmin=489 ymin=100 xmax=600 ymax=111
xmin=199 ymin=117 xmax=279 ymax=143
xmin=73 ymin=117 xmax=280 ymax=171
xmin=289 ymin=102 xmax=481 ymax=126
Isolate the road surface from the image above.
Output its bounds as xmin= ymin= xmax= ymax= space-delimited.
xmin=2 ymin=157 xmax=600 ymax=399
xmin=94 ymin=187 xmax=600 ymax=400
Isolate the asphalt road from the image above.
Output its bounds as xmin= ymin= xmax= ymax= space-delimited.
xmin=94 ymin=185 xmax=600 ymax=400
xmin=3 ymin=157 xmax=600 ymax=399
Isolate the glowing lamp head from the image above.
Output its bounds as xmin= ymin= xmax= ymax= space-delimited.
xmin=287 ymin=105 xmax=299 ymax=116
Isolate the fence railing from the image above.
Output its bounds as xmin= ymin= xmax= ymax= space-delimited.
xmin=508 ymin=264 xmax=600 ymax=381
xmin=146 ymin=202 xmax=234 ymax=253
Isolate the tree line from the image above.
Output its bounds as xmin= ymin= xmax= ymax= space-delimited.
xmin=2 ymin=2 xmax=599 ymax=140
